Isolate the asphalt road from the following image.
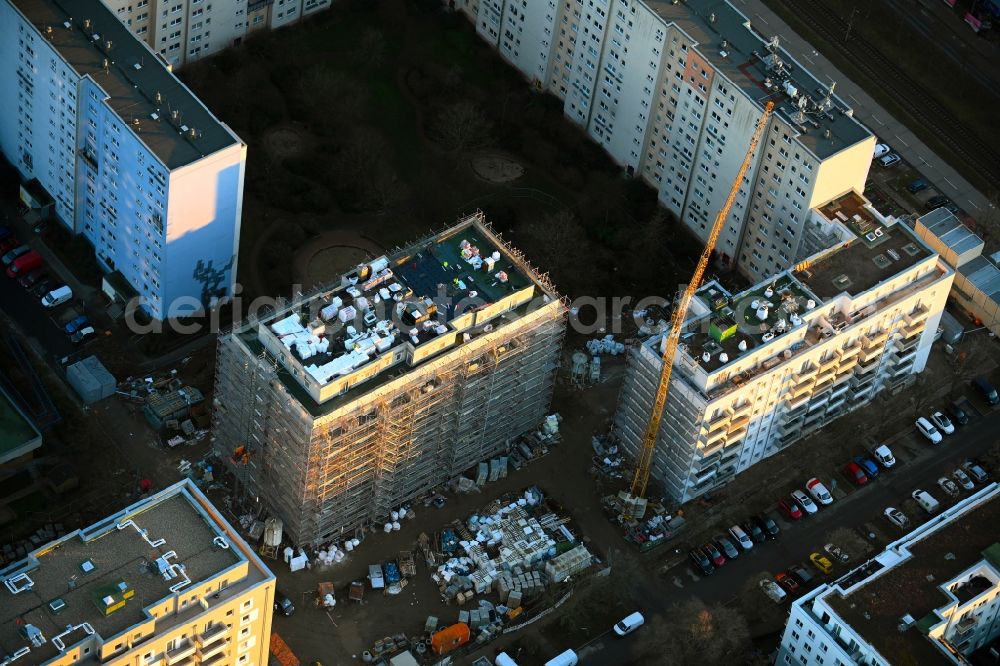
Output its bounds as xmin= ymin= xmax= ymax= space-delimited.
xmin=579 ymin=403 xmax=1000 ymax=665
xmin=0 ymin=260 xmax=74 ymax=359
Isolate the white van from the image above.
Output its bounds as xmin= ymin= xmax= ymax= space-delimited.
xmin=544 ymin=649 xmax=578 ymax=666
xmin=41 ymin=285 xmax=72 ymax=308
xmin=495 ymin=653 xmax=520 ymax=666
xmin=912 ymin=489 xmax=941 ymax=514
xmin=613 ymin=611 xmax=645 ymax=636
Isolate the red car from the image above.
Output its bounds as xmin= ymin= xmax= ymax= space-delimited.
xmin=844 ymin=462 xmax=869 ymax=486
xmin=778 ymin=497 xmax=803 ymax=520
xmin=702 ymin=543 xmax=726 ymax=567
xmin=775 ymin=571 xmax=800 ymax=595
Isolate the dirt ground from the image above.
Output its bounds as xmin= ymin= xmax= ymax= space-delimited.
xmin=268 ymin=351 xmax=629 ymax=664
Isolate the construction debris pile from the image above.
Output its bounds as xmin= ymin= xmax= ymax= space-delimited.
xmin=591 ymin=435 xmax=625 ymax=479
xmin=586 ymin=335 xmax=625 ymax=356
xmin=602 ymin=492 xmax=686 ymax=552
xmin=0 ymin=523 xmax=67 ymax=567
xmin=415 ymin=487 xmax=593 ymax=654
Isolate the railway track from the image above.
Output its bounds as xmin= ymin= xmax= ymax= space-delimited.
xmin=771 ymin=0 xmax=1000 ymax=190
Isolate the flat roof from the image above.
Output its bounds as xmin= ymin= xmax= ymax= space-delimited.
xmin=245 ymin=213 xmax=560 ymax=413
xmin=10 ymin=0 xmax=239 ymax=170
xmin=0 ymin=385 xmax=43 ymax=465
xmin=827 ymin=489 xmax=1000 ymax=665
xmin=647 ymin=0 xmax=871 ymax=159
xmin=917 ymin=209 xmax=984 ymax=258
xmin=959 ymin=256 xmax=1000 ymax=300
xmin=0 ymin=482 xmax=256 ymax=664
xmin=796 ymin=192 xmax=930 ymax=300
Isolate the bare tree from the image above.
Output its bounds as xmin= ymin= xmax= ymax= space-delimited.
xmin=635 ymin=598 xmax=751 ymax=664
xmin=516 ymin=210 xmax=587 ymax=280
xmin=362 ymin=162 xmax=410 ymax=215
xmin=298 ymin=67 xmax=367 ymax=123
xmin=433 ymin=100 xmax=493 ymax=152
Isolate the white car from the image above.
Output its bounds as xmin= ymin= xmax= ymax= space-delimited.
xmin=872 ymin=444 xmax=896 ymax=468
xmin=930 ymin=411 xmax=955 ymax=435
xmin=759 ymin=579 xmax=787 ymax=603
xmin=613 ymin=611 xmax=645 ymax=636
xmin=874 ymin=142 xmax=891 ymax=158
xmin=953 ymin=468 xmax=974 ymax=490
xmin=915 ymin=417 xmax=943 ymax=444
xmin=791 ymin=489 xmax=819 ymax=514
xmin=884 ymin=507 xmax=909 ymax=528
xmin=729 ymin=525 xmax=754 ymax=550
xmin=937 ymin=477 xmax=960 ymax=497
xmin=806 ymin=478 xmax=833 ymax=505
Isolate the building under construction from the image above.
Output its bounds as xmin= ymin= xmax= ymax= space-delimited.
xmin=211 ymin=213 xmax=567 ymax=547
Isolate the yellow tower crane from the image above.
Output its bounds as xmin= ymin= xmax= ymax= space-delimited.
xmin=625 ymin=101 xmax=775 ymax=519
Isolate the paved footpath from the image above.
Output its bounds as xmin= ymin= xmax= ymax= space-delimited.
xmin=734 ymin=0 xmax=995 ymax=217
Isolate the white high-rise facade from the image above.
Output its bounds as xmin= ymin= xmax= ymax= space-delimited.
xmin=612 ymin=192 xmax=954 ymax=502
xmin=452 ymin=0 xmax=875 ymax=283
xmin=0 ymin=0 xmax=247 ymax=319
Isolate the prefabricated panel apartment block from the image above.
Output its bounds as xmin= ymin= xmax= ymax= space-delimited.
xmin=211 ymin=213 xmax=567 ymax=546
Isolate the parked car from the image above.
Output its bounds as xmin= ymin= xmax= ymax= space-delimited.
xmin=41 ymin=285 xmax=73 ymax=308
xmin=714 ymin=535 xmax=739 ymax=560
xmin=953 ymin=468 xmax=974 ymax=490
xmin=937 ymin=477 xmax=960 ymax=497
xmin=884 ymin=507 xmax=909 ymax=527
xmin=973 ymin=377 xmax=999 ymax=405
xmin=912 ymin=489 xmax=941 ymax=514
xmin=742 ymin=520 xmax=766 ymax=544
xmin=926 ymin=195 xmax=951 ymax=210
xmin=824 ymin=543 xmax=849 ymax=563
xmin=17 ymin=268 xmax=46 ymax=289
xmin=791 ymin=489 xmax=818 ymax=515
xmin=853 ymin=456 xmax=880 ymax=479
xmin=759 ymin=578 xmax=787 ymax=603
xmin=907 ymin=179 xmax=928 ymax=194
xmin=274 ymin=590 xmax=295 ymax=616
xmin=879 ymin=153 xmax=901 ymax=168
xmin=71 ymin=326 xmax=96 ymax=344
xmin=1 ymin=244 xmax=30 ymax=267
xmin=949 ymin=401 xmax=970 ymax=425
xmin=754 ymin=514 xmax=780 ymax=539
xmin=963 ymin=461 xmax=989 ymax=483
xmin=844 ymin=462 xmax=869 ymax=486
xmin=64 ymin=315 xmax=90 ymax=335
xmin=809 ymin=553 xmax=834 ymax=575
xmin=872 ymin=444 xmax=896 ymax=468
xmin=30 ymin=280 xmax=52 ymax=299
xmin=775 ymin=572 xmax=800 ymax=595
xmin=874 ymin=143 xmax=891 ymax=158
xmin=778 ymin=497 xmax=804 ymax=520
xmin=930 ymin=411 xmax=955 ymax=435
xmin=729 ymin=525 xmax=754 ymax=550
xmin=806 ymin=478 xmax=833 ymax=505
xmin=915 ymin=417 xmax=943 ymax=444
xmin=613 ymin=612 xmax=645 ymax=637
xmin=702 ymin=543 xmax=725 ymax=567
xmin=689 ymin=548 xmax=715 ymax=576
xmin=788 ymin=565 xmax=814 ymax=587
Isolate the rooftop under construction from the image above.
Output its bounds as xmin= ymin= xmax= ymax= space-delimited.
xmin=211 ymin=213 xmax=567 ymax=547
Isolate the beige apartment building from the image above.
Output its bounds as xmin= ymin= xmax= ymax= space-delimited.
xmin=778 ymin=483 xmax=1000 ymax=665
xmin=0 ymin=479 xmax=276 ymax=666
xmin=451 ymin=0 xmax=875 ymax=284
xmin=101 ymin=0 xmax=332 ymax=68
xmin=613 ymin=191 xmax=954 ymax=502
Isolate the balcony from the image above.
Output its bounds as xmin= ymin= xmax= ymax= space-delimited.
xmin=836 ymin=355 xmax=859 ymax=373
xmin=704 ymin=411 xmax=729 ymax=434
xmin=858 ymin=346 xmax=883 ymax=364
xmin=201 ymin=653 xmax=229 ymax=666
xmin=165 ymin=642 xmax=195 ymax=665
xmin=840 ymin=340 xmax=861 ymax=359
xmin=786 ymin=393 xmax=810 ymax=411
xmin=818 ymin=354 xmax=838 ymax=371
xmin=954 ymin=615 xmax=977 ymax=636
xmin=906 ymin=304 xmax=930 ymax=327
xmin=198 ymin=624 xmax=228 ymax=647
xmin=786 ymin=379 xmax=815 ymax=401
xmin=728 ymin=413 xmax=750 ymax=432
xmin=865 ymin=329 xmax=889 ymax=346
xmin=778 ymin=418 xmax=803 ymax=436
xmin=896 ymin=334 xmax=920 ymax=353
xmin=730 ymin=402 xmax=751 ymax=420
xmin=704 ymin=428 xmax=728 ymax=447
xmin=726 ymin=425 xmax=748 ymax=444
xmin=199 ymin=640 xmax=229 ymax=661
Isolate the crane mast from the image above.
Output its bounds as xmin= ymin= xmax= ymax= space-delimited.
xmin=625 ymin=101 xmax=775 ymax=514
